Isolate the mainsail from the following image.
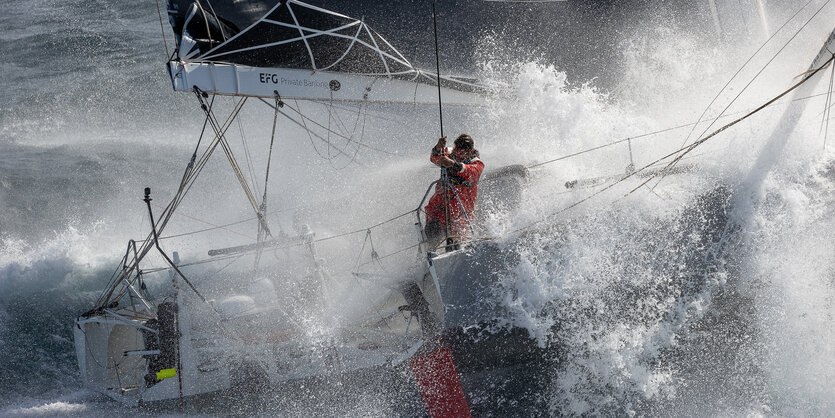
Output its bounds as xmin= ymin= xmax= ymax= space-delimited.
xmin=166 ymin=0 xmax=485 ymax=104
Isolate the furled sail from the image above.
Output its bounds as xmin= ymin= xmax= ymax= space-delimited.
xmin=166 ymin=0 xmax=485 ymax=104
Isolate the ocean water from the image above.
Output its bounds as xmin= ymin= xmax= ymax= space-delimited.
xmin=2 ymin=0 xmax=835 ymax=416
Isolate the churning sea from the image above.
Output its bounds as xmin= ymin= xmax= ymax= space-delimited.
xmin=2 ymin=0 xmax=835 ymax=416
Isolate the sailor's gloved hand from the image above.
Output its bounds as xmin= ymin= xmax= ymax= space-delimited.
xmin=434 ymin=136 xmax=447 ymax=152
xmin=437 ymin=156 xmax=456 ymax=168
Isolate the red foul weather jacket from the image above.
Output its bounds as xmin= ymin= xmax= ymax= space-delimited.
xmin=425 ymin=146 xmax=485 ymax=235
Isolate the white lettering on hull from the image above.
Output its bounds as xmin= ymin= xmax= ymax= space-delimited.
xmin=258 ymin=73 xmax=328 ymax=90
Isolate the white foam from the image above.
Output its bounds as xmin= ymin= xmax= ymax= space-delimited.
xmin=3 ymin=401 xmax=87 ymax=416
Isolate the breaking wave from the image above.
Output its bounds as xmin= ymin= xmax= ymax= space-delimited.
xmin=1 ymin=0 xmax=835 ymax=415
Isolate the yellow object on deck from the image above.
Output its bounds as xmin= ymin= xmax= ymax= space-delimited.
xmin=156 ymin=368 xmax=177 ymax=380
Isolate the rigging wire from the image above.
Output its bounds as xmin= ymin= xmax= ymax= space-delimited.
xmin=100 ymin=79 xmax=835 ymax=306
xmin=150 ymin=201 xmax=255 ymax=240
xmin=499 ymin=54 xmax=835 ymax=240
xmin=822 ymin=56 xmax=835 ymax=148
xmin=634 ymin=56 xmax=835 ymax=191
xmin=137 ymin=209 xmax=416 ymax=274
xmin=139 ymin=83 xmax=835 ymax=249
xmin=203 ymin=97 xmax=263 ymax=213
xmin=674 ymin=0 xmax=832 ymax=171
xmin=314 ymin=210 xmax=415 ymax=243
xmin=354 ymin=230 xmax=372 ymax=271
xmin=358 ymin=243 xmax=421 ymax=267
xmin=99 ymin=9 xmax=835 ymax=305
xmin=325 ymin=99 xmax=334 ymax=160
xmin=153 ymin=0 xmax=171 ymax=59
xmin=524 ymin=86 xmax=835 ymax=171
xmin=325 ymin=100 xmax=367 ymax=170
xmin=256 ymin=98 xmax=369 ymax=166
xmin=646 ymin=0 xmax=833 ymax=195
xmin=639 ymin=58 xmax=835 ymax=193
xmin=237 ymin=114 xmax=261 ymax=197
xmin=96 ymin=96 xmax=248 ymax=307
xmin=678 ymin=0 xmax=817 ymax=150
xmin=258 ymin=92 xmax=282 ymax=241
xmin=533 ymin=84 xmax=835 ymax=173
xmin=281 ymin=98 xmax=395 ymax=156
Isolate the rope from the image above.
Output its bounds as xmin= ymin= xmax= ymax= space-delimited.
xmin=501 ymin=54 xmax=835 ymax=239
xmin=266 ymin=98 xmax=396 ymax=156
xmin=256 ymin=98 xmax=368 ymax=166
xmin=136 ymin=209 xmax=416 ymax=274
xmin=321 ymin=97 xmax=367 ymax=169
xmin=154 ymin=0 xmax=170 ymax=59
xmin=153 ymin=194 xmax=412 ymax=242
xmin=641 ymin=53 xmax=835 ymax=194
xmin=354 ymin=230 xmax=372 ymax=271
xmin=200 ymin=0 xmax=227 ymax=40
xmin=432 ymin=0 xmax=445 ymax=138
xmin=678 ymin=0 xmax=817 ymax=150
xmin=201 ymin=96 xmax=262 ymax=213
xmin=193 ymin=0 xmax=215 ymax=48
xmin=318 ymin=100 xmax=405 ymax=124
xmin=96 ymin=95 xmax=247 ymax=307
xmin=150 ymin=202 xmax=255 ymax=241
xmin=525 ymin=87 xmax=835 ymax=172
xmin=822 ymin=56 xmax=835 ymax=148
xmin=685 ymin=0 xmax=833 ymax=152
xmin=237 ymin=115 xmax=261 ymax=197
xmin=358 ymin=243 xmax=422 ymax=267
xmin=304 ymin=98 xmax=365 ymax=169
xmin=314 ymin=210 xmax=414 ymax=243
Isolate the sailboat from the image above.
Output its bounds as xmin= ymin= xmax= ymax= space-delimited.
xmin=72 ymin=0 xmax=835 ymax=412
xmin=71 ymin=0 xmax=527 ymax=408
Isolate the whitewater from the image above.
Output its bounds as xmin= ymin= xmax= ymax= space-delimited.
xmin=2 ymin=0 xmax=835 ymax=416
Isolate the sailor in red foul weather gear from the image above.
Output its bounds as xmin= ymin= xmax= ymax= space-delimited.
xmin=424 ymin=134 xmax=485 ymax=247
